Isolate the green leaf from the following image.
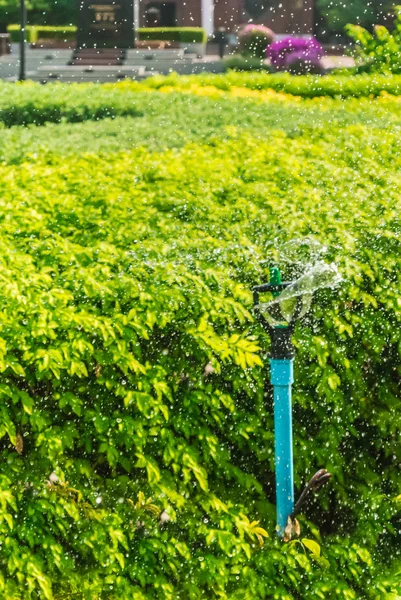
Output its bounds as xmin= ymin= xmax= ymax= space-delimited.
xmin=302 ymin=538 xmax=321 ymax=556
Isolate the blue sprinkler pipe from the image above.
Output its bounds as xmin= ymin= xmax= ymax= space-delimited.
xmin=254 ymin=268 xmax=332 ymax=537
xmin=270 ymin=358 xmax=294 ymax=536
xmin=253 ymin=267 xmax=300 ymax=537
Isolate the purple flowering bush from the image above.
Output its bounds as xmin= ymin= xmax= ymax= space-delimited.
xmin=267 ymin=36 xmax=325 ymax=74
xmin=238 ymin=24 xmax=275 ymax=59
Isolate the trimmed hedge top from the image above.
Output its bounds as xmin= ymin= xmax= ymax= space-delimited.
xmin=7 ymin=24 xmax=207 ymax=45
xmin=7 ymin=24 xmax=76 ymax=43
xmin=137 ymin=27 xmax=207 ymax=44
xmin=139 ymin=70 xmax=401 ymax=98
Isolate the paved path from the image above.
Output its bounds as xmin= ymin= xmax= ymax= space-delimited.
xmin=0 ymin=44 xmax=73 ymax=79
xmin=321 ymin=55 xmax=354 ymax=70
xmin=0 ymin=45 xmax=354 ymax=81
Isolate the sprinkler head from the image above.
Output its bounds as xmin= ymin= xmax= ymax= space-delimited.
xmin=253 ymin=267 xmax=312 ymax=331
xmin=253 ymin=260 xmax=341 ymax=358
xmin=253 ymin=267 xmax=312 ymax=359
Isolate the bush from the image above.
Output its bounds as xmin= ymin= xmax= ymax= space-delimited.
xmin=3 ymin=74 xmax=401 ymax=134
xmin=7 ymin=25 xmax=207 ymax=46
xmin=285 ymin=54 xmax=325 ymax=75
xmin=7 ymin=24 xmax=77 ymax=44
xmin=267 ymin=36 xmax=325 ymax=73
xmin=138 ymin=71 xmax=401 ymax=98
xmin=0 ymin=0 xmax=76 ymax=29
xmin=346 ymin=5 xmax=401 ymax=74
xmin=0 ymin=82 xmax=146 ymax=126
xmin=0 ymin=93 xmax=401 ymax=596
xmin=33 ymin=25 xmax=77 ymax=42
xmin=137 ymin=27 xmax=207 ymax=44
xmin=1 ymin=75 xmax=401 ymax=598
xmin=316 ymin=0 xmax=394 ymax=40
xmin=7 ymin=24 xmax=31 ymax=43
xmin=0 ymin=84 xmax=398 ymax=163
xmin=223 ymin=55 xmax=272 ymax=72
xmin=238 ymin=24 xmax=275 ymax=59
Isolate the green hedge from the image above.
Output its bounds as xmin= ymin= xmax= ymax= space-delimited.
xmin=1 ymin=73 xmax=401 ymax=131
xmin=223 ymin=55 xmax=272 ymax=72
xmin=1 ymin=75 xmax=401 ymax=132
xmin=33 ymin=25 xmax=77 ymax=41
xmin=140 ymin=71 xmax=401 ymax=98
xmin=7 ymin=24 xmax=207 ymax=45
xmin=137 ymin=26 xmax=207 ymax=44
xmin=0 ymin=82 xmax=144 ymax=126
xmin=7 ymin=24 xmax=76 ymax=44
xmin=7 ymin=24 xmax=32 ymax=43
xmin=0 ymin=77 xmax=401 ymax=598
xmin=0 ymin=84 xmax=395 ymax=162
xmin=0 ymin=104 xmax=401 ymax=597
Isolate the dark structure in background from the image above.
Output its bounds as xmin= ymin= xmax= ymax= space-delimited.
xmin=2 ymin=1 xmax=396 ymax=44
xmin=139 ymin=0 xmax=201 ymax=30
xmin=139 ymin=0 xmax=315 ymax=34
xmin=74 ymin=1 xmax=315 ymax=57
xmin=144 ymin=2 xmax=177 ymax=26
xmin=77 ymin=0 xmax=134 ymax=48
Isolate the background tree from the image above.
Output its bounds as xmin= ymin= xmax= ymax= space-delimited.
xmin=316 ymin=0 xmax=394 ymax=41
xmin=0 ymin=0 xmax=75 ymax=29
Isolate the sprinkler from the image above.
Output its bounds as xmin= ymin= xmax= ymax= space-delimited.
xmin=253 ymin=266 xmax=332 ymax=538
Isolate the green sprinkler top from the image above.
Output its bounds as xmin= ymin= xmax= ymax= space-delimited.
xmin=270 ymin=266 xmax=288 ymax=330
xmin=269 ymin=266 xmax=282 ymax=298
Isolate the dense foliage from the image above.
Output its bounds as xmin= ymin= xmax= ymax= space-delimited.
xmin=346 ymin=6 xmax=401 ymax=74
xmin=315 ymin=0 xmax=394 ymax=40
xmin=0 ymin=82 xmax=145 ymax=126
xmin=0 ymin=76 xmax=401 ymax=599
xmin=135 ymin=70 xmax=401 ymax=98
xmin=0 ymin=84 xmax=398 ymax=162
xmin=0 ymin=0 xmax=73 ymax=28
xmin=4 ymin=72 xmax=401 ymax=132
